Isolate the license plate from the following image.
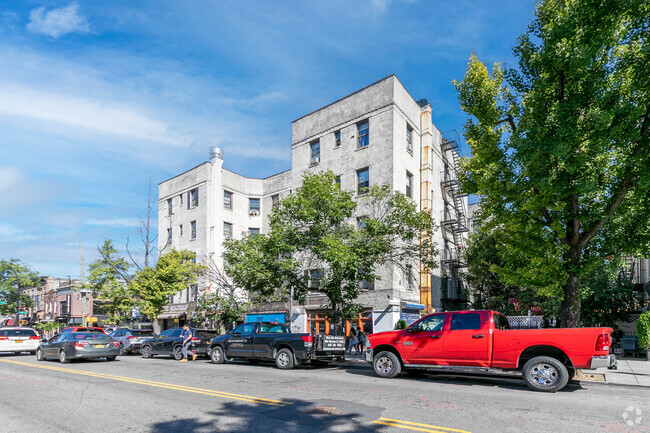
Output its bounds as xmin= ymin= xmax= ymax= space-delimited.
xmin=95 ymin=344 xmax=105 ymax=348
xmin=15 ymin=340 xmax=23 ymax=343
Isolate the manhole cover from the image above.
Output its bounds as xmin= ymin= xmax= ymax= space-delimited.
xmin=309 ymin=406 xmax=342 ymax=415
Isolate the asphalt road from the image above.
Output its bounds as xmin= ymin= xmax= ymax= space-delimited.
xmin=0 ymin=352 xmax=648 ymax=433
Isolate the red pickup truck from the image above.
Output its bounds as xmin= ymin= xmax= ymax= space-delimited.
xmin=365 ymin=310 xmax=616 ymax=392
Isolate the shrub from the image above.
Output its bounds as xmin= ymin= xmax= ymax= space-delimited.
xmin=394 ymin=319 xmax=407 ymax=330
xmin=637 ymin=311 xmax=650 ymax=349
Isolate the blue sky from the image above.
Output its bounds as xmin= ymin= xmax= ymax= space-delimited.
xmin=0 ymin=0 xmax=535 ymax=278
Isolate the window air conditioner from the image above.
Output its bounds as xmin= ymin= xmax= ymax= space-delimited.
xmin=249 ymin=209 xmax=260 ymax=216
xmin=312 ymin=157 xmax=320 ymax=164
xmin=224 ymin=235 xmax=232 ymax=240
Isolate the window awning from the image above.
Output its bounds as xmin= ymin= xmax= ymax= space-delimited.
xmin=402 ymin=303 xmax=426 ymax=310
xmin=156 ymin=312 xmax=185 ymax=320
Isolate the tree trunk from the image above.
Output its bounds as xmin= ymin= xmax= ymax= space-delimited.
xmin=330 ymin=298 xmax=344 ymax=336
xmin=560 ymin=249 xmax=581 ymax=327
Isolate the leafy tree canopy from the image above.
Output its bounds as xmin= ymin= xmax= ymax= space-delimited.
xmin=86 ymin=240 xmax=133 ymax=320
xmin=0 ymin=259 xmax=39 ymax=316
xmin=454 ymin=0 xmax=650 ymax=326
xmin=224 ymin=171 xmax=437 ymax=334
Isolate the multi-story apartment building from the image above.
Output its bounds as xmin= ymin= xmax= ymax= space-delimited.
xmin=158 ymin=75 xmax=469 ymax=333
xmin=20 ymin=277 xmax=94 ymax=325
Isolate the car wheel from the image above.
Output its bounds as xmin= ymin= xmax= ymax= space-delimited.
xmin=14 ymin=352 xmax=21 ymax=355
xmin=119 ymin=344 xmax=126 ymax=356
xmin=275 ymin=348 xmax=295 ymax=370
xmin=210 ymin=346 xmax=225 ymax=364
xmin=36 ymin=348 xmax=44 ymax=361
xmin=59 ymin=350 xmax=69 ymax=364
xmin=522 ymin=356 xmax=569 ymax=392
xmin=373 ymin=351 xmax=402 ymax=378
xmin=173 ymin=345 xmax=183 ymax=360
xmin=567 ymin=367 xmax=576 ymax=382
xmin=141 ymin=345 xmax=153 ymax=359
xmin=106 ymin=356 xmax=117 ymax=361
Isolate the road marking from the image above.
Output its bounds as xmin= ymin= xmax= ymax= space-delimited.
xmin=0 ymin=359 xmax=289 ymax=406
xmin=372 ymin=417 xmax=471 ymax=433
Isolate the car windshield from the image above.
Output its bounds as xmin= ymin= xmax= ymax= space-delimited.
xmin=0 ymin=329 xmax=37 ymax=337
xmin=259 ymin=323 xmax=289 ymax=333
xmin=131 ymin=330 xmax=156 ymax=337
xmin=70 ymin=333 xmax=112 ymax=341
xmin=194 ymin=330 xmax=219 ymax=339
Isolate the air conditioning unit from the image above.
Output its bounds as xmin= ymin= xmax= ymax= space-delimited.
xmin=224 ymin=235 xmax=232 ymax=240
xmin=249 ymin=209 xmax=260 ymax=216
xmin=312 ymin=157 xmax=320 ymax=164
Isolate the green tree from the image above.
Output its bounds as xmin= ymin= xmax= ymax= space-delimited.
xmin=132 ymin=249 xmax=205 ymax=319
xmin=224 ymin=171 xmax=437 ymax=334
xmin=86 ymin=240 xmax=134 ymax=322
xmin=0 ymin=259 xmax=39 ymax=317
xmin=453 ymin=0 xmax=650 ymax=326
xmin=196 ymin=292 xmax=247 ymax=331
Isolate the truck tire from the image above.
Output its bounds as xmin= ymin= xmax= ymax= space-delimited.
xmin=141 ymin=345 xmax=153 ymax=358
xmin=373 ymin=351 xmax=401 ymax=378
xmin=211 ymin=346 xmax=225 ymax=364
xmin=275 ymin=348 xmax=295 ymax=370
xmin=522 ymin=356 xmax=569 ymax=392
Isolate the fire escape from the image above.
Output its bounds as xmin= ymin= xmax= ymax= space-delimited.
xmin=440 ymin=130 xmax=469 ymax=310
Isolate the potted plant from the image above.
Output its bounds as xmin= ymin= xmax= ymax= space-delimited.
xmin=637 ymin=311 xmax=650 ymax=361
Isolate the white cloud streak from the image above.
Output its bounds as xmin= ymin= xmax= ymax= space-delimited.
xmin=26 ymin=3 xmax=90 ymax=38
xmin=86 ymin=218 xmax=140 ymax=227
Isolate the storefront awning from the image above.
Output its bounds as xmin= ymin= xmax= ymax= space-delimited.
xmin=403 ymin=303 xmax=426 ymax=310
xmin=157 ymin=312 xmax=185 ymax=320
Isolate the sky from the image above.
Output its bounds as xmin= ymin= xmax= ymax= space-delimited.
xmin=0 ymin=0 xmax=536 ymax=278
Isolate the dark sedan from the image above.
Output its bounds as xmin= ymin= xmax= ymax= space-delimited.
xmin=36 ymin=332 xmax=120 ymax=363
xmin=140 ymin=328 xmax=219 ymax=360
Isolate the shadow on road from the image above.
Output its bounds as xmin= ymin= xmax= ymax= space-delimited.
xmin=149 ymin=398 xmax=385 ymax=433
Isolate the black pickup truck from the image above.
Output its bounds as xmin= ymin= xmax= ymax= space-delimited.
xmin=208 ymin=322 xmax=346 ymax=369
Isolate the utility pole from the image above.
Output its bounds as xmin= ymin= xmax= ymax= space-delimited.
xmin=15 ymin=280 xmax=21 ymax=327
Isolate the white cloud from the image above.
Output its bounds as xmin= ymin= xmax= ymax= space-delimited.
xmin=86 ymin=218 xmax=140 ymax=227
xmin=26 ymin=3 xmax=90 ymax=38
xmin=0 ymin=223 xmax=38 ymax=242
xmin=0 ymin=166 xmax=25 ymax=194
xmin=0 ymin=84 xmax=185 ymax=146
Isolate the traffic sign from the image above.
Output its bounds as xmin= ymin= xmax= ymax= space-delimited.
xmin=132 ymin=306 xmax=140 ymax=319
xmin=0 ymin=300 xmax=7 ymax=305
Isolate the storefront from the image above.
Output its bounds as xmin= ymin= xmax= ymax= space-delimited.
xmin=306 ymin=309 xmax=373 ymax=336
xmin=400 ymin=302 xmax=425 ymax=326
xmin=156 ymin=302 xmax=196 ymax=332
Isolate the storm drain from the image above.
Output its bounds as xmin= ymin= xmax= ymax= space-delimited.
xmin=309 ymin=406 xmax=343 ymax=416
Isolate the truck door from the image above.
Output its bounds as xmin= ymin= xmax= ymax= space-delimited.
xmin=253 ymin=323 xmax=289 ymax=359
xmin=398 ymin=313 xmax=447 ymax=365
xmin=224 ymin=323 xmax=255 ymax=358
xmin=442 ymin=311 xmax=490 ymax=367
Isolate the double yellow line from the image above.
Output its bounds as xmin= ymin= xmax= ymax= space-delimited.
xmin=373 ymin=417 xmax=471 ymax=433
xmin=0 ymin=359 xmax=289 ymax=406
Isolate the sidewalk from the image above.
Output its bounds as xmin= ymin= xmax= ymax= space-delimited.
xmin=338 ymin=353 xmax=650 ymax=388
xmin=588 ymin=358 xmax=650 ymax=387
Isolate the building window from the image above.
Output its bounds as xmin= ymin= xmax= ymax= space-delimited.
xmin=188 ymin=188 xmax=199 ymax=209
xmin=308 ymin=269 xmax=320 ymax=289
xmin=334 ymin=130 xmax=341 ymax=147
xmin=167 ymin=228 xmax=172 ymax=245
xmin=356 ymin=216 xmax=367 ymax=229
xmin=249 ymin=198 xmax=260 ymax=216
xmin=310 ymin=140 xmax=320 ymax=164
xmin=405 ymin=264 xmax=414 ymax=291
xmin=179 ymin=193 xmax=183 ymax=206
xmin=357 ymin=121 xmax=369 ymax=148
xmin=190 ymin=221 xmax=197 ymax=240
xmin=357 ymin=168 xmax=369 ymax=195
xmin=335 ymin=175 xmax=341 ymax=188
xmin=224 ymin=222 xmax=232 ymax=240
xmin=406 ymin=125 xmax=413 ymax=154
xmin=271 ymin=194 xmax=280 ymax=208
xmin=406 ymin=171 xmax=413 ymax=199
xmin=224 ymin=191 xmax=232 ymax=209
xmin=249 ymin=228 xmax=260 ymax=236
xmin=179 ymin=224 xmax=183 ymax=237
xmin=167 ymin=198 xmax=173 ymax=216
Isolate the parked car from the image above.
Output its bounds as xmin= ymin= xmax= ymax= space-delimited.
xmin=208 ymin=322 xmax=346 ymax=369
xmin=365 ymin=310 xmax=617 ymax=392
xmin=0 ymin=327 xmax=40 ymax=355
xmin=140 ymin=328 xmax=220 ymax=360
xmin=61 ymin=326 xmax=106 ymax=334
xmin=109 ymin=328 xmax=157 ymax=355
xmin=36 ymin=332 xmax=120 ymax=363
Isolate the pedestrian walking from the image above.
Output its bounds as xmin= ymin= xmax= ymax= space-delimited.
xmin=347 ymin=327 xmax=359 ymax=355
xmin=357 ymin=329 xmax=366 ymax=353
xmin=179 ymin=324 xmax=197 ymax=362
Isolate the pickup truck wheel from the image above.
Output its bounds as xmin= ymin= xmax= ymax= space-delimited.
xmin=522 ymin=356 xmax=569 ymax=392
xmin=567 ymin=367 xmax=576 ymax=382
xmin=141 ymin=345 xmax=153 ymax=358
xmin=373 ymin=351 xmax=401 ymax=378
xmin=210 ymin=346 xmax=225 ymax=364
xmin=275 ymin=348 xmax=295 ymax=370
